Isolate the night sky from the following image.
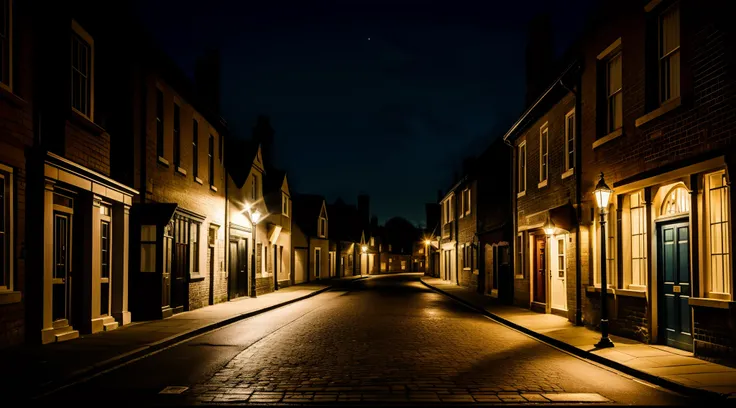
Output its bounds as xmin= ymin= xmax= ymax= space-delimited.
xmin=135 ymin=0 xmax=596 ymax=227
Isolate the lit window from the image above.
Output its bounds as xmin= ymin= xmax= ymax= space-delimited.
xmin=661 ymin=186 xmax=690 ymax=216
xmin=630 ymin=191 xmax=647 ymax=288
xmin=190 ymin=222 xmax=200 ymax=275
xmin=515 ymin=233 xmax=524 ymax=277
xmin=706 ymin=171 xmax=731 ymax=297
xmin=594 ymin=208 xmax=616 ymax=288
xmin=282 ymin=192 xmax=289 ymax=216
xmin=606 ymin=51 xmax=623 ymax=132
xmin=100 ymin=204 xmax=112 ymax=316
xmin=659 ymin=2 xmax=680 ymax=104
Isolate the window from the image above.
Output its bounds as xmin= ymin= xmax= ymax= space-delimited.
xmin=1 ymin=0 xmax=12 ymax=89
xmin=518 ymin=142 xmax=527 ymax=194
xmin=370 ymin=237 xmax=374 ymax=247
xmin=463 ymin=244 xmax=473 ymax=270
xmin=706 ymin=171 xmax=731 ymax=297
xmin=219 ymin=134 xmax=224 ymax=164
xmin=173 ymin=103 xmax=181 ymax=167
xmin=418 ymin=248 xmax=424 ymax=255
xmin=156 ymin=89 xmax=164 ymax=158
xmin=515 ymin=233 xmax=524 ymax=277
xmin=208 ymin=225 xmax=217 ymax=247
xmin=0 ymin=166 xmax=13 ymax=291
xmin=564 ymin=109 xmax=575 ymax=172
xmin=100 ymin=204 xmax=111 ymax=316
xmin=606 ymin=51 xmax=623 ymax=133
xmin=661 ymin=186 xmax=690 ymax=216
xmin=594 ymin=208 xmax=616 ymax=288
xmin=190 ymin=222 xmax=200 ymax=275
xmin=630 ymin=191 xmax=647 ymax=288
xmin=71 ymin=21 xmax=94 ymax=119
xmin=208 ymin=135 xmax=214 ymax=186
xmin=282 ymin=192 xmax=289 ymax=216
xmin=192 ymin=119 xmax=199 ymax=178
xmin=659 ymin=2 xmax=680 ymax=104
xmin=557 ymin=238 xmax=565 ymax=277
xmin=539 ymin=125 xmax=548 ymax=184
xmin=462 ymin=188 xmax=471 ymax=215
xmin=318 ymin=217 xmax=327 ymax=238
xmin=140 ymin=225 xmax=157 ymax=273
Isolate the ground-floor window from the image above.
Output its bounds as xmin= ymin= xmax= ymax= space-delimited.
xmin=100 ymin=203 xmax=112 ymax=316
xmin=515 ymin=233 xmax=524 ymax=278
xmin=630 ymin=190 xmax=647 ymax=289
xmin=706 ymin=170 xmax=732 ymax=298
xmin=0 ymin=165 xmax=13 ymax=292
xmin=593 ymin=205 xmax=616 ymax=288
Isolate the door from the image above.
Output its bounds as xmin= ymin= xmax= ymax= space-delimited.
xmin=550 ymin=235 xmax=567 ymax=311
xmin=534 ymin=235 xmax=546 ymax=303
xmin=171 ymin=218 xmax=188 ymax=313
xmin=315 ymin=248 xmax=322 ymax=279
xmin=238 ymin=239 xmax=248 ymax=297
xmin=52 ymin=211 xmax=73 ymax=323
xmin=228 ymin=241 xmax=238 ymax=299
xmin=295 ymin=249 xmax=307 ymax=283
xmin=162 ymin=222 xmax=173 ymax=309
xmin=658 ymin=222 xmax=693 ymax=351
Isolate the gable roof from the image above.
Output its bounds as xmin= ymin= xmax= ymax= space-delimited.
xmin=226 ymin=139 xmax=261 ymax=189
xmin=263 ymin=168 xmax=287 ymax=213
xmin=293 ymin=194 xmax=327 ymax=237
xmin=327 ymin=200 xmax=363 ymax=242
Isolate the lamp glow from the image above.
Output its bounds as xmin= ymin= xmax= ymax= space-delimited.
xmin=544 ymin=219 xmax=555 ymax=236
xmin=251 ymin=210 xmax=261 ymax=224
xmin=424 ymin=239 xmax=431 ymax=246
xmin=361 ymin=245 xmax=368 ymax=253
xmin=594 ymin=172 xmax=613 ymax=209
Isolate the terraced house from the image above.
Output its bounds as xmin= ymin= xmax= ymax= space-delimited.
xmin=578 ymin=0 xmax=736 ymax=364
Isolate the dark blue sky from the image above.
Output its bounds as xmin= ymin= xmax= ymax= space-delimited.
xmin=135 ymin=0 xmax=596 ymax=227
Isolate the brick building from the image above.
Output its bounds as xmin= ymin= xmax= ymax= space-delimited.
xmin=23 ymin=0 xmax=138 ymax=344
xmin=439 ymin=176 xmax=479 ymax=288
xmin=577 ymin=0 xmax=736 ymax=363
xmin=263 ymin=168 xmax=292 ymax=290
xmin=327 ymin=198 xmax=363 ymax=278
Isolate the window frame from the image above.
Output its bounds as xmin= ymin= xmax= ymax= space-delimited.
xmin=1 ymin=0 xmax=13 ymax=92
xmin=539 ymin=124 xmax=549 ymax=185
xmin=156 ymin=88 xmax=165 ymax=159
xmin=173 ymin=103 xmax=181 ymax=168
xmin=606 ymin=50 xmax=623 ymax=133
xmin=564 ymin=108 xmax=575 ymax=174
xmin=282 ymin=192 xmax=289 ymax=216
xmin=629 ymin=190 xmax=647 ymax=289
xmin=71 ymin=20 xmax=95 ymax=121
xmin=190 ymin=221 xmax=200 ymax=276
xmin=704 ymin=170 xmax=732 ymax=299
xmin=318 ymin=217 xmax=327 ymax=238
xmin=517 ymin=141 xmax=527 ymax=196
xmin=515 ymin=233 xmax=524 ymax=279
xmin=140 ymin=225 xmax=157 ymax=273
xmin=658 ymin=1 xmax=680 ymax=105
xmin=0 ymin=164 xmax=14 ymax=292
xmin=192 ymin=118 xmax=199 ymax=179
xmin=208 ymin=135 xmax=215 ymax=187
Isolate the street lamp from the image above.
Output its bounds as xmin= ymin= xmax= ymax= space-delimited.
xmin=543 ymin=217 xmax=556 ymax=236
xmin=361 ymin=245 xmax=368 ymax=254
xmin=593 ymin=172 xmax=614 ymax=349
xmin=250 ymin=209 xmax=261 ymax=298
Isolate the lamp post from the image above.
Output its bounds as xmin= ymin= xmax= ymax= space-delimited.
xmin=361 ymin=245 xmax=368 ymax=276
xmin=594 ymin=172 xmax=614 ymax=348
xmin=250 ymin=209 xmax=261 ymax=298
xmin=424 ymin=239 xmax=430 ymax=275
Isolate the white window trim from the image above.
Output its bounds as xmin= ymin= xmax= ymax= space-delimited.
xmin=517 ymin=141 xmax=527 ymax=197
xmin=704 ymin=170 xmax=732 ymax=299
xmin=282 ymin=192 xmax=289 ymax=217
xmin=539 ymin=124 xmax=549 ymax=183
xmin=0 ymin=0 xmax=13 ymax=93
xmin=318 ymin=216 xmax=327 ymax=238
xmin=629 ymin=190 xmax=648 ymax=290
xmin=71 ymin=20 xmax=95 ymax=122
xmin=597 ymin=38 xmax=623 ymax=135
xmin=564 ymin=108 xmax=575 ymax=173
xmin=465 ymin=188 xmax=471 ymax=215
xmin=0 ymin=163 xmax=14 ymax=294
xmin=515 ymin=232 xmax=524 ymax=279
xmin=658 ymin=2 xmax=681 ymax=105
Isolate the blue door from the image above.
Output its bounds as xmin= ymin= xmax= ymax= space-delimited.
xmin=658 ymin=222 xmax=693 ymax=351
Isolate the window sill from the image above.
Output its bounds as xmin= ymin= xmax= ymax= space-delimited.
xmin=586 ymin=286 xmax=615 ymax=296
xmin=615 ymin=288 xmax=647 ymax=298
xmin=593 ymin=128 xmax=623 ymax=149
xmin=209 ymin=184 xmax=218 ymax=192
xmin=194 ymin=177 xmax=203 ymax=185
xmin=157 ymin=156 xmax=170 ymax=167
xmin=70 ymin=108 xmax=105 ymax=136
xmin=517 ymin=191 xmax=526 ymax=199
xmin=689 ymin=297 xmax=735 ymax=310
xmin=537 ymin=180 xmax=548 ymax=189
xmin=0 ymin=84 xmax=27 ymax=108
xmin=561 ymin=168 xmax=574 ymax=179
xmin=175 ymin=166 xmax=187 ymax=176
xmin=0 ymin=291 xmax=22 ymax=305
xmin=189 ymin=274 xmax=205 ymax=283
xmin=635 ymin=96 xmax=681 ymax=128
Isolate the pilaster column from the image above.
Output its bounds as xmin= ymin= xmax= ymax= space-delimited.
xmin=42 ymin=180 xmax=55 ymax=334
xmin=88 ymin=195 xmax=103 ymax=333
xmin=112 ymin=203 xmax=131 ymax=325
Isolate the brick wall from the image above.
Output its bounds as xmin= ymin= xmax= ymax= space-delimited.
xmin=693 ymin=306 xmax=736 ymax=366
xmin=64 ymin=122 xmax=111 ymax=176
xmin=144 ymin=77 xmax=227 ymax=310
xmin=457 ymin=181 xmax=477 ymax=288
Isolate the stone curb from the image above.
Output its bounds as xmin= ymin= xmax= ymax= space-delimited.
xmin=34 ymin=276 xmax=369 ymax=399
xmin=419 ymin=279 xmax=727 ymax=402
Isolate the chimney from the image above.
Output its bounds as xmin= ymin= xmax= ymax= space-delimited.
xmin=525 ymin=13 xmax=555 ymax=107
xmin=194 ymin=48 xmax=222 ymax=115
xmin=252 ymin=115 xmax=275 ymax=166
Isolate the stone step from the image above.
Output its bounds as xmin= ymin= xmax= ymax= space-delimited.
xmin=55 ymin=329 xmax=79 ymax=342
xmin=103 ymin=321 xmax=119 ymax=331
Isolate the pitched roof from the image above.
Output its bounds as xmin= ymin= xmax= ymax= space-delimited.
xmin=263 ymin=168 xmax=287 ymax=213
xmin=293 ymin=194 xmax=326 ymax=237
xmin=226 ymin=139 xmax=261 ymax=189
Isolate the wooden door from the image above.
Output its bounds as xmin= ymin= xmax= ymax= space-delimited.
xmin=238 ymin=239 xmax=248 ymax=297
xmin=534 ymin=236 xmax=546 ymax=303
xmin=162 ymin=222 xmax=173 ymax=309
xmin=228 ymin=241 xmax=238 ymax=299
xmin=659 ymin=222 xmax=693 ymax=351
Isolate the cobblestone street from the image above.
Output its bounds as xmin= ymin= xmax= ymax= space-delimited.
xmin=49 ymin=274 xmax=688 ymax=405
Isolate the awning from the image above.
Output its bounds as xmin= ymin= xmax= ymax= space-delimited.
xmin=549 ymin=202 xmax=578 ymax=232
xmin=132 ymin=203 xmax=178 ymax=226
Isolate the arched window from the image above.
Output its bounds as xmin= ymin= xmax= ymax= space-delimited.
xmin=661 ymin=186 xmax=690 ymax=216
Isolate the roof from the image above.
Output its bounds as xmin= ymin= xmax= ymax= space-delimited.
xmin=226 ymin=139 xmax=261 ymax=189
xmin=327 ymin=200 xmax=363 ymax=242
xmin=293 ymin=194 xmax=326 ymax=237
xmin=263 ymin=168 xmax=287 ymax=213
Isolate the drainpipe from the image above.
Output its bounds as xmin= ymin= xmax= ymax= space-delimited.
xmin=560 ymin=73 xmax=584 ymax=327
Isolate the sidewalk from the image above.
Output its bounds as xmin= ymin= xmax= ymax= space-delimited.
xmin=421 ymin=276 xmax=736 ymax=401
xmin=1 ymin=276 xmax=367 ymax=399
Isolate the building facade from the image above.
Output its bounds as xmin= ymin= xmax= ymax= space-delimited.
xmin=292 ymin=194 xmax=330 ymax=283
xmin=263 ymin=169 xmax=292 ymax=289
xmin=578 ymin=0 xmax=736 ymax=363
